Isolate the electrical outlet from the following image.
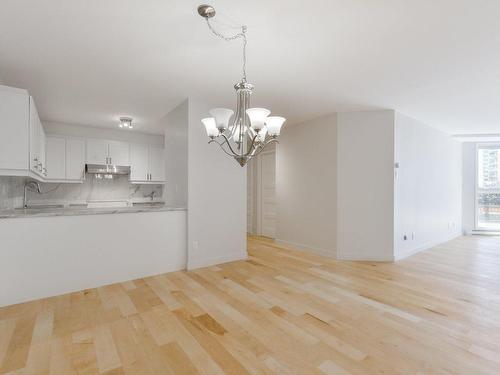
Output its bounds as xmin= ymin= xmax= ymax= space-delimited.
xmin=193 ymin=240 xmax=199 ymax=250
xmin=411 ymin=232 xmax=415 ymax=240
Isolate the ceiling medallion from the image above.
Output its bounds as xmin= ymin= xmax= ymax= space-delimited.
xmin=198 ymin=5 xmax=286 ymax=166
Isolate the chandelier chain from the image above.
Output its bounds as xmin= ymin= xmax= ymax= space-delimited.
xmin=205 ymin=18 xmax=247 ymax=82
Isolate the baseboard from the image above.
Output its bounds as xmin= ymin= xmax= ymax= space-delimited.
xmin=274 ymin=239 xmax=337 ymax=259
xmin=394 ymin=232 xmax=462 ymax=261
xmin=187 ymin=252 xmax=248 ymax=270
xmin=336 ymin=252 xmax=394 ymax=262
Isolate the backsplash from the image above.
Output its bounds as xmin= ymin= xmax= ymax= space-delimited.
xmin=0 ymin=176 xmax=163 ymax=209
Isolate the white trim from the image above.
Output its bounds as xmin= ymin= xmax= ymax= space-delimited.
xmin=275 ymin=239 xmax=336 ymax=259
xmin=474 ymin=142 xmax=500 ymax=231
xmin=337 ymin=253 xmax=394 ymax=262
xmin=187 ymin=252 xmax=248 ymax=270
xmin=394 ymin=232 xmax=462 ymax=261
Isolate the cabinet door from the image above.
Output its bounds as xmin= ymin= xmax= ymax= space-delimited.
xmin=129 ymin=143 xmax=149 ymax=181
xmin=66 ymin=138 xmax=85 ymax=180
xmin=0 ymin=90 xmax=29 ymax=170
xmin=45 ymin=137 xmax=66 ymax=180
xmin=108 ymin=140 xmax=130 ymax=165
xmin=39 ymin=123 xmax=46 ymax=176
xmin=149 ymin=145 xmax=165 ymax=182
xmin=86 ymin=139 xmax=108 ymax=164
xmin=29 ymin=97 xmax=41 ymax=173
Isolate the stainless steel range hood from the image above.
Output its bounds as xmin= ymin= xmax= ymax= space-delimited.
xmin=85 ymin=164 xmax=130 ymax=175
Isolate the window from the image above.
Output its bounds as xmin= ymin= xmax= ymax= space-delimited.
xmin=477 ymin=145 xmax=500 ymax=230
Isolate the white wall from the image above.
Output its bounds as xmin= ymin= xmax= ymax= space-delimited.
xmin=160 ymin=98 xmax=247 ymax=269
xmin=394 ymin=113 xmax=462 ymax=260
xmin=275 ymin=114 xmax=337 ymax=256
xmin=44 ymin=121 xmax=164 ymax=145
xmin=186 ymin=98 xmax=247 ymax=269
xmin=0 ymin=210 xmax=187 ymax=307
xmin=162 ymin=100 xmax=188 ymax=207
xmin=462 ymin=142 xmax=477 ymax=234
xmin=337 ymin=110 xmax=395 ymax=261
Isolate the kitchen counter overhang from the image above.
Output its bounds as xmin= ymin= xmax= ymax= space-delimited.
xmin=0 ymin=205 xmax=186 ymax=219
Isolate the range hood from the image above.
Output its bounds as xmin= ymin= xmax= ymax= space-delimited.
xmin=85 ymin=164 xmax=130 ymax=175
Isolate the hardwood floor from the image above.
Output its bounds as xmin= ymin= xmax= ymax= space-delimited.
xmin=1 ymin=235 xmax=500 ymax=374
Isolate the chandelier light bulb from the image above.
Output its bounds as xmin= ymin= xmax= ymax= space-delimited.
xmin=246 ymin=108 xmax=270 ymax=132
xmin=201 ymin=117 xmax=218 ymax=138
xmin=265 ymin=116 xmax=286 ymax=136
xmin=209 ymin=108 xmax=234 ymax=131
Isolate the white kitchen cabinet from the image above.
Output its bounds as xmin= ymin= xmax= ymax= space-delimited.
xmin=108 ymin=140 xmax=129 ymax=165
xmin=0 ymin=88 xmax=30 ymax=172
xmin=29 ymin=98 xmax=47 ymax=178
xmin=130 ymin=143 xmax=166 ymax=183
xmin=86 ymin=139 xmax=129 ymax=165
xmin=45 ymin=136 xmax=85 ymax=182
xmin=129 ymin=143 xmax=149 ymax=181
xmin=45 ymin=137 xmax=66 ymax=180
xmin=149 ymin=145 xmax=165 ymax=182
xmin=86 ymin=139 xmax=108 ymax=164
xmin=66 ymin=138 xmax=85 ymax=180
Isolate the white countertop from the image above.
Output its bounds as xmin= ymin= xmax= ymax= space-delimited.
xmin=0 ymin=205 xmax=186 ymax=219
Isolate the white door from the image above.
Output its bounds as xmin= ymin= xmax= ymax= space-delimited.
xmin=108 ymin=140 xmax=130 ymax=165
xmin=66 ymin=138 xmax=85 ymax=180
xmin=149 ymin=145 xmax=165 ymax=182
xmin=129 ymin=143 xmax=149 ymax=181
xmin=45 ymin=137 xmax=66 ymax=180
xmin=259 ymin=151 xmax=277 ymax=238
xmin=86 ymin=139 xmax=108 ymax=164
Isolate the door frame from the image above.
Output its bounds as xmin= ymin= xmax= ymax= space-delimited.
xmin=256 ymin=148 xmax=276 ymax=237
xmin=474 ymin=142 xmax=500 ymax=231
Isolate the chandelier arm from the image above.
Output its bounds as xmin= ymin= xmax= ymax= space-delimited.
xmin=217 ymin=133 xmax=240 ymax=156
xmin=209 ymin=138 xmax=238 ymax=158
xmin=243 ymin=134 xmax=260 ymax=157
xmin=250 ymin=138 xmax=279 ymax=159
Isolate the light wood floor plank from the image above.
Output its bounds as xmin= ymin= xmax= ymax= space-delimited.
xmin=1 ymin=235 xmax=500 ymax=374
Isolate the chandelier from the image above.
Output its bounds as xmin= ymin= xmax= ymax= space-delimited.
xmin=197 ymin=4 xmax=286 ymax=167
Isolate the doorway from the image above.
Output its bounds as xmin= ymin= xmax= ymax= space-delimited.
xmin=247 ymin=146 xmax=277 ymax=238
xmin=476 ymin=144 xmax=500 ymax=231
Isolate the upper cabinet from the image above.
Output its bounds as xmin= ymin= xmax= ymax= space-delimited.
xmin=130 ymin=143 xmax=165 ymax=183
xmin=86 ymin=139 xmax=129 ymax=165
xmin=0 ymin=88 xmax=30 ymax=172
xmin=45 ymin=136 xmax=85 ymax=182
xmin=29 ymin=98 xmax=47 ymax=178
xmin=66 ymin=138 xmax=86 ymax=180
xmin=45 ymin=137 xmax=66 ymax=180
xmin=148 ymin=145 xmax=166 ymax=182
xmin=0 ymin=86 xmax=46 ymax=181
xmin=108 ymin=140 xmax=130 ymax=165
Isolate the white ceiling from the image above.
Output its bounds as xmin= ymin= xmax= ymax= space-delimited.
xmin=1 ymin=0 xmax=500 ymax=135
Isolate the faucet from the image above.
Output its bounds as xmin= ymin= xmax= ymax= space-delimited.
xmin=23 ymin=181 xmax=42 ymax=208
xmin=144 ymin=191 xmax=156 ymax=201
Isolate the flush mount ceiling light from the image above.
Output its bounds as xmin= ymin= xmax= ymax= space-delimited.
xmin=198 ymin=4 xmax=286 ymax=167
xmin=119 ymin=117 xmax=133 ymax=129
